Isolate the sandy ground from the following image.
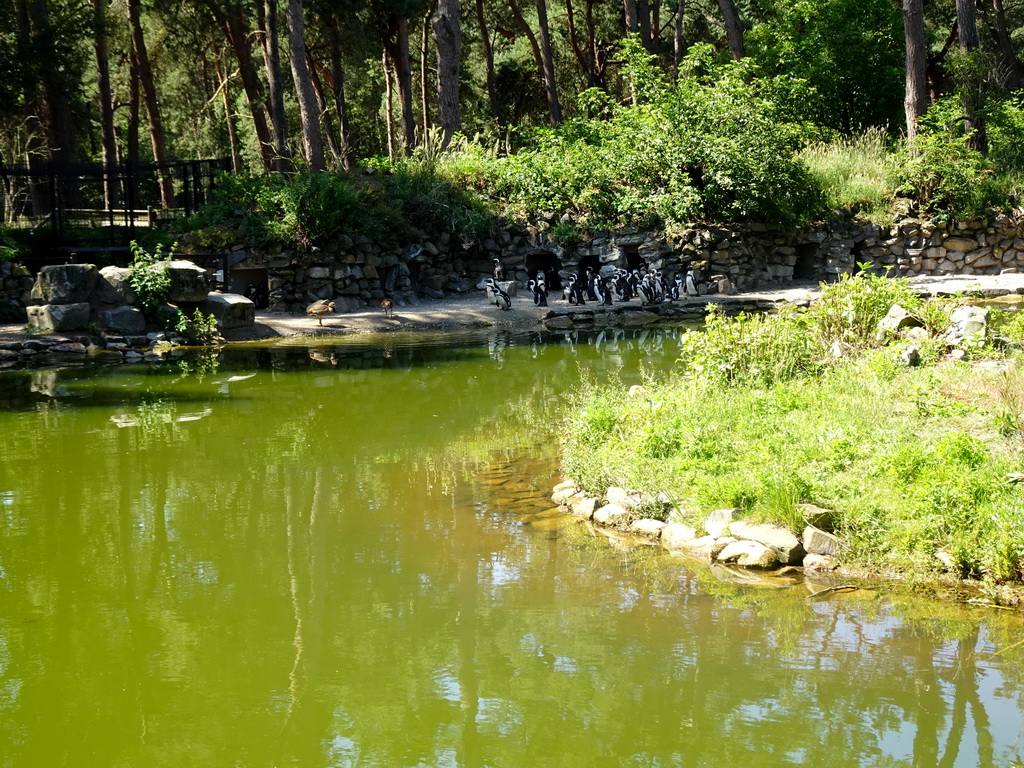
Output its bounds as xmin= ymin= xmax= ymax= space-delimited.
xmin=4 ymin=273 xmax=1024 ymax=344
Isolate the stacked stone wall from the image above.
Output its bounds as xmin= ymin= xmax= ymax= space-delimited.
xmin=6 ymin=210 xmax=1024 ymax=316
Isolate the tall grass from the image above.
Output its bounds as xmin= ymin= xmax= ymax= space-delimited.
xmin=799 ymin=127 xmax=890 ymax=219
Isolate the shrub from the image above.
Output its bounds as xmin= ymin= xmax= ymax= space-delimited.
xmin=799 ymin=128 xmax=891 ymax=218
xmin=128 ymin=240 xmax=171 ymax=318
xmin=806 ymin=266 xmax=921 ymax=346
xmin=175 ymin=310 xmax=220 ymax=345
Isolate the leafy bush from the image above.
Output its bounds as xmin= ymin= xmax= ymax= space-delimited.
xmin=444 ymin=39 xmax=824 ymax=228
xmin=806 ymin=266 xmax=921 ymax=345
xmin=0 ymin=227 xmax=22 ymax=262
xmin=799 ymin=128 xmax=891 ymax=218
xmin=889 ymin=98 xmax=998 ymax=220
xmin=175 ymin=309 xmax=220 ymax=345
xmin=128 ymin=240 xmax=171 ymax=318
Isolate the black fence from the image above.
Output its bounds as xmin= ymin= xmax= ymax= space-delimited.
xmin=0 ymin=158 xmax=231 ymax=251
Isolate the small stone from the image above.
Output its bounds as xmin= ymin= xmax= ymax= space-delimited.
xmin=704 ymin=508 xmax=736 ymax=537
xmin=570 ymin=496 xmax=599 ymax=519
xmin=551 ymin=481 xmax=578 ymax=504
xmin=729 ymin=520 xmax=805 ymax=565
xmin=630 ymin=519 xmax=666 ymax=537
xmin=803 ymin=526 xmax=848 ymax=556
xmin=593 ymin=502 xmax=631 ymax=526
xmin=803 ymin=554 xmax=840 ymax=571
xmin=660 ymin=522 xmax=698 ymax=550
xmin=715 ymin=540 xmax=779 ymax=568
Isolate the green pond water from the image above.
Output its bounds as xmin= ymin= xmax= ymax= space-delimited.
xmin=0 ymin=328 xmax=1022 ymax=768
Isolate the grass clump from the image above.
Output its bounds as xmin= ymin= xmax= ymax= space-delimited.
xmin=561 ymin=271 xmax=1024 ymax=583
xmin=799 ymin=128 xmax=890 ymax=219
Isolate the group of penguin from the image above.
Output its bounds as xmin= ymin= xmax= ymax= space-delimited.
xmin=484 ymin=258 xmax=699 ymax=311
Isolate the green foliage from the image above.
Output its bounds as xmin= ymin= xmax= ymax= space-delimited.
xmin=175 ymin=310 xmax=220 ymax=345
xmin=806 ymin=266 xmax=921 ymax=345
xmin=798 ymin=128 xmax=891 ymax=218
xmin=445 ymin=40 xmax=824 ymax=228
xmin=889 ymin=98 xmax=999 ymax=221
xmin=181 ymin=165 xmax=492 ymax=250
xmin=127 ymin=241 xmax=171 ymax=318
xmin=0 ymin=228 xmax=22 ymax=262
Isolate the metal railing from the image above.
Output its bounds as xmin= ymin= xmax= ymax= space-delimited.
xmin=0 ymin=158 xmax=231 ymax=247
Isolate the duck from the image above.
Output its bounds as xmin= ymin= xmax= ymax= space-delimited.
xmin=306 ymin=298 xmax=335 ymax=326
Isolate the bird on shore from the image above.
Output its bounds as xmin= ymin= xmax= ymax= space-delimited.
xmin=306 ymin=298 xmax=335 ymax=326
xmin=493 ymin=258 xmax=506 ymax=281
xmin=684 ymin=270 xmax=700 ymax=297
xmin=596 ymin=276 xmax=614 ymax=306
xmin=381 ymin=295 xmax=395 ymax=318
xmin=671 ymin=273 xmax=683 ymax=300
xmin=485 ymin=278 xmax=512 ymax=310
xmin=535 ymin=272 xmax=548 ymax=306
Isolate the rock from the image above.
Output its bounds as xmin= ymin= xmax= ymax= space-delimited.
xmin=715 ymin=539 xmax=779 ymax=568
xmin=803 ymin=553 xmax=840 ymax=571
xmin=158 ymin=260 xmax=212 ymax=302
xmin=606 ymin=486 xmax=643 ymax=510
xmin=899 ymin=345 xmax=920 ymax=367
xmin=97 ymin=305 xmax=146 ymax=334
xmin=545 ymin=316 xmax=574 ymax=330
xmin=551 ymin=481 xmax=577 ymax=504
xmin=660 ymin=522 xmax=698 ymax=550
xmin=799 ymin=504 xmax=837 ymax=532
xmin=630 ymin=519 xmax=666 ymax=537
xmin=704 ymin=508 xmax=736 ymax=537
xmin=91 ymin=266 xmax=135 ymax=306
xmin=877 ymin=304 xmax=922 ymax=337
xmin=943 ymin=236 xmax=977 ymax=252
xmin=729 ymin=519 xmax=806 ymax=565
xmin=803 ymin=525 xmax=847 ymax=556
xmin=50 ymin=342 xmax=88 ymax=354
xmin=31 ymin=264 xmax=99 ymax=304
xmin=570 ymin=496 xmax=599 ymax=519
xmin=197 ymin=293 xmax=255 ymax=329
xmin=943 ymin=305 xmax=989 ymax=347
xmin=620 ymin=310 xmax=659 ymax=326
xmin=593 ymin=502 xmax=631 ymax=526
xmin=25 ymin=303 xmax=91 ymax=331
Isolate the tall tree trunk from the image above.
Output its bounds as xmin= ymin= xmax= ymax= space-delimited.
xmin=127 ymin=0 xmax=173 ymax=207
xmin=433 ymin=0 xmax=462 ymax=148
xmin=394 ymin=17 xmax=417 ymax=153
xmin=328 ymin=20 xmax=353 ymax=169
xmin=956 ymin=0 xmax=987 ymax=152
xmin=31 ymin=0 xmax=76 ymax=165
xmin=215 ymin=4 xmax=274 ymax=173
xmin=93 ymin=0 xmax=117 ymax=207
xmin=637 ymin=0 xmax=653 ymax=50
xmin=420 ymin=13 xmax=431 ymax=148
xmin=285 ymin=0 xmax=326 ymax=171
xmin=535 ymin=0 xmax=562 ymax=125
xmin=508 ymin=0 xmax=561 ymax=125
xmin=566 ymin=0 xmax=594 ymax=86
xmin=717 ymin=0 xmax=744 ymax=60
xmin=903 ymin=0 xmax=929 ymax=142
xmin=476 ymin=0 xmax=504 ymax=127
xmin=383 ymin=51 xmax=396 ymax=162
xmin=261 ymin=0 xmax=294 ymax=173
xmin=623 ymin=0 xmax=638 ymax=34
xmin=992 ymin=0 xmax=1020 ymax=92
xmin=674 ymin=0 xmax=685 ymax=69
xmin=586 ymin=0 xmax=603 ymax=87
xmin=216 ymin=56 xmax=243 ymax=173
xmin=308 ymin=53 xmax=342 ymax=167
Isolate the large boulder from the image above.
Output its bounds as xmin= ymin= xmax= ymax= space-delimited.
xmin=197 ymin=293 xmax=256 ymax=329
xmin=729 ymin=519 xmax=806 ymax=565
xmin=91 ymin=266 xmax=135 ymax=307
xmin=660 ymin=522 xmax=698 ymax=551
xmin=26 ymin=302 xmax=91 ymax=331
xmin=31 ymin=264 xmax=99 ymax=304
xmin=715 ymin=539 xmax=779 ymax=569
xmin=158 ymin=260 xmax=211 ymax=302
xmin=97 ymin=305 xmax=146 ymax=334
xmin=943 ymin=305 xmax=989 ymax=347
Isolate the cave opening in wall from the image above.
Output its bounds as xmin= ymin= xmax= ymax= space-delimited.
xmin=228 ymin=267 xmax=270 ymax=308
xmin=795 ymin=243 xmax=818 ymax=281
xmin=578 ymin=253 xmax=601 ymax=279
xmin=619 ymin=244 xmax=646 ymax=272
xmin=526 ymin=252 xmax=563 ymax=290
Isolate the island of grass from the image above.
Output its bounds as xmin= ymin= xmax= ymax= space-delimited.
xmin=558 ymin=270 xmax=1024 ymax=603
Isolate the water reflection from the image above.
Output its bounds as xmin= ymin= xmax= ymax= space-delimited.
xmin=0 ymin=328 xmax=1021 ymax=767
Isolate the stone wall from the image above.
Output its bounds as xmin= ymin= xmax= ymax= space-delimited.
xmin=6 ymin=210 xmax=1024 ymax=317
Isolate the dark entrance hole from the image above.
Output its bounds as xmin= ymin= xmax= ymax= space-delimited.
xmin=794 ymin=243 xmax=818 ymax=281
xmin=619 ymin=244 xmax=646 ymax=272
xmin=229 ymin=267 xmax=270 ymax=308
xmin=526 ymin=252 xmax=563 ymax=290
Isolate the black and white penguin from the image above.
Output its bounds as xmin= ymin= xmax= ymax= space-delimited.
xmin=585 ymin=267 xmax=598 ymax=301
xmin=493 ymin=283 xmax=512 ymax=310
xmin=628 ymin=270 xmax=642 ymax=300
xmin=485 ymin=277 xmax=497 ymax=301
xmin=637 ymin=278 xmax=656 ymax=305
xmin=614 ymin=270 xmax=630 ymax=302
xmin=492 ymin=258 xmax=505 ymax=281
xmin=671 ymin=272 xmax=684 ymax=300
xmin=535 ymin=272 xmax=548 ymax=306
xmin=597 ymin=276 xmax=614 ymax=306
xmin=684 ymin=270 xmax=700 ymax=297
